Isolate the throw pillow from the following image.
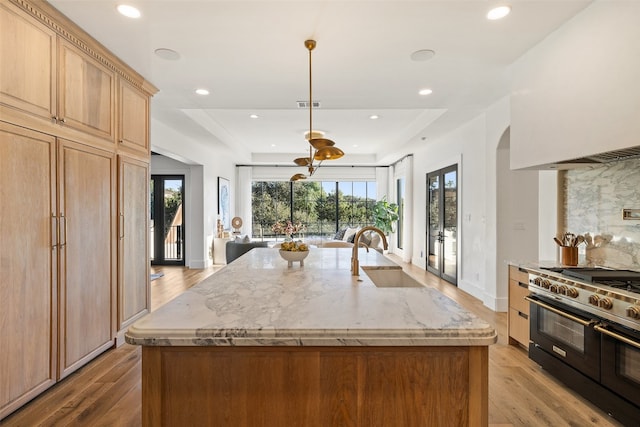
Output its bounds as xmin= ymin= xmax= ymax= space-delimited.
xmin=370 ymin=233 xmax=382 ymax=249
xmin=342 ymin=227 xmax=358 ymax=242
xmin=359 ymin=230 xmax=372 ymax=247
xmin=242 ymin=235 xmax=251 ymax=243
xmin=234 ymin=236 xmax=243 ymax=243
xmin=333 ymin=228 xmax=346 ymax=240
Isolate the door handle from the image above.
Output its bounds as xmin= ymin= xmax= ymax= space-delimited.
xmin=51 ymin=214 xmax=58 ymax=249
xmin=594 ymin=324 xmax=640 ymax=349
xmin=525 ymin=296 xmax=595 ymax=326
xmin=59 ymin=214 xmax=67 ymax=247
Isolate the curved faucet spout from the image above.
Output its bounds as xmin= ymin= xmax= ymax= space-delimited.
xmin=351 ymin=226 xmax=388 ymax=276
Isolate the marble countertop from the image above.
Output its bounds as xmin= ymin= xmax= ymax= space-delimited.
xmin=126 ymin=248 xmax=497 ymax=347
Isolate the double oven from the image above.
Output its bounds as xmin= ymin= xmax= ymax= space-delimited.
xmin=526 ymin=267 xmax=640 ymax=426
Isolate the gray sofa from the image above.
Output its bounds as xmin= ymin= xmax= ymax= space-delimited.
xmin=225 ymin=241 xmax=269 ymax=264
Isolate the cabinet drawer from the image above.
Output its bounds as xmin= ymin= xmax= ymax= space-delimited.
xmin=509 ymin=308 xmax=530 ymax=347
xmin=509 ymin=265 xmax=529 ymax=283
xmin=509 ymin=279 xmax=530 ymax=314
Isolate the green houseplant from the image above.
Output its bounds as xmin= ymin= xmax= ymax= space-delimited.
xmin=373 ymin=197 xmax=399 ymax=235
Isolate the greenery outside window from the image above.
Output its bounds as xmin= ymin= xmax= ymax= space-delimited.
xmin=252 ymin=181 xmax=377 ymax=240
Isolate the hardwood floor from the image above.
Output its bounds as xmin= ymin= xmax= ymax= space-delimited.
xmin=0 ymin=260 xmax=624 ymax=426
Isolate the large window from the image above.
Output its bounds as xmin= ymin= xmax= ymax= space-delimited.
xmin=252 ymin=181 xmax=377 ymax=240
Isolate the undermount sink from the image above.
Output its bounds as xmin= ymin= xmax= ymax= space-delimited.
xmin=361 ymin=267 xmax=424 ymax=288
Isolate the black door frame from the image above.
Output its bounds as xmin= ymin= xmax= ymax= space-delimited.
xmin=426 ymin=164 xmax=458 ymax=285
xmin=150 ymin=175 xmax=185 ymax=266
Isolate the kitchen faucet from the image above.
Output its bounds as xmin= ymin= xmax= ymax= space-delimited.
xmin=351 ymin=226 xmax=389 ymax=276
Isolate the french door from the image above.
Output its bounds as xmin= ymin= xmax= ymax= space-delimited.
xmin=150 ymin=175 xmax=185 ymax=265
xmin=426 ymin=165 xmax=458 ymax=285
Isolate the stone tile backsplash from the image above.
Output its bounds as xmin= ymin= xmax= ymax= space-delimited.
xmin=564 ymin=158 xmax=640 ymax=270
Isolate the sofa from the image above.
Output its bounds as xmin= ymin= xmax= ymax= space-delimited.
xmin=309 ymin=227 xmax=385 ymax=252
xmin=225 ymin=240 xmax=269 ymax=264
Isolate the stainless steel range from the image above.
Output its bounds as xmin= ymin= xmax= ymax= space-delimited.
xmin=526 ymin=266 xmax=640 ymax=426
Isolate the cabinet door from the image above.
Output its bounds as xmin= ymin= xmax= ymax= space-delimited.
xmin=0 ymin=123 xmax=57 ymax=418
xmin=58 ymin=41 xmax=115 ymax=142
xmin=118 ymin=78 xmax=149 ymax=155
xmin=118 ymin=156 xmax=150 ymax=330
xmin=57 ymin=139 xmax=116 ymax=379
xmin=0 ymin=2 xmax=56 ymax=123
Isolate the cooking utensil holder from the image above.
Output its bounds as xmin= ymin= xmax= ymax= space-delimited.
xmin=561 ymin=246 xmax=578 ymax=266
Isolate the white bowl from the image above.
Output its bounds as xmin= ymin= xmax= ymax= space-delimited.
xmin=279 ymin=249 xmax=309 ymax=267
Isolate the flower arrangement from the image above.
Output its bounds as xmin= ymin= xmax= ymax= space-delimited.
xmin=280 ymin=241 xmax=309 ymax=252
xmin=271 ymin=220 xmax=306 ymax=239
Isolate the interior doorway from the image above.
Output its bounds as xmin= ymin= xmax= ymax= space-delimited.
xmin=426 ymin=164 xmax=458 ymax=285
xmin=150 ymin=175 xmax=185 ymax=266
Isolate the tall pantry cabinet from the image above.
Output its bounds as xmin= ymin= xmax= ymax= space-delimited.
xmin=0 ymin=0 xmax=157 ymax=419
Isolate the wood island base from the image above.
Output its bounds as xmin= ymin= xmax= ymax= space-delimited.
xmin=142 ymin=345 xmax=488 ymax=427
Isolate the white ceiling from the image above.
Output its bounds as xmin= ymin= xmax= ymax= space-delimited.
xmin=49 ymin=0 xmax=592 ymax=166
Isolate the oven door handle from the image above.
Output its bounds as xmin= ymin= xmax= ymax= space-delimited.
xmin=594 ymin=324 xmax=640 ymax=349
xmin=525 ymin=296 xmax=595 ymax=326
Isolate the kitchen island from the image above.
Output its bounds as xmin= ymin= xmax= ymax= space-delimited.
xmin=126 ymin=248 xmax=496 ymax=426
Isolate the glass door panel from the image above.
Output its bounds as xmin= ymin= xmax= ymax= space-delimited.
xmin=426 ymin=165 xmax=457 ymax=285
xmin=150 ymin=175 xmax=185 ymax=265
xmin=427 ymin=174 xmax=440 ymax=271
xmin=443 ymin=169 xmax=457 ymax=282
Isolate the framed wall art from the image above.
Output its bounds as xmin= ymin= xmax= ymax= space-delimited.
xmin=218 ymin=177 xmax=230 ymax=230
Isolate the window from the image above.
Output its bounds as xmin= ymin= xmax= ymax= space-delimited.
xmin=252 ymin=181 xmax=377 ymax=240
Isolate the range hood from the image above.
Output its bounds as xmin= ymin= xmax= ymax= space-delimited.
xmin=544 ymin=145 xmax=640 ymax=169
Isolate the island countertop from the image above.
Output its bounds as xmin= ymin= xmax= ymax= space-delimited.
xmin=126 ymin=248 xmax=497 ymax=347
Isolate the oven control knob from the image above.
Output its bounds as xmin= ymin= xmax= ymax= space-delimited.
xmin=559 ymin=285 xmax=569 ymax=295
xmin=627 ymin=306 xmax=640 ymax=319
xmin=566 ymin=287 xmax=579 ymax=298
xmin=541 ymin=279 xmax=551 ymax=289
xmin=588 ymin=294 xmax=600 ymax=306
xmin=598 ymin=298 xmax=613 ymax=310
xmin=533 ymin=277 xmax=542 ymax=286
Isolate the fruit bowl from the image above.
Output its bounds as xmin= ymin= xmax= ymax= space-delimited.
xmin=279 ymin=249 xmax=309 ymax=267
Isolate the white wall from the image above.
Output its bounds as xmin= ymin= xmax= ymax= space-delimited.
xmin=150 ymin=118 xmax=236 ymax=268
xmin=411 ymin=95 xmax=540 ymax=311
xmin=510 ymin=1 xmax=640 ymax=169
xmin=412 ymin=116 xmax=487 ymax=306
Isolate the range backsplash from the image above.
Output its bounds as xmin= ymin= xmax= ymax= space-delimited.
xmin=564 ymin=157 xmax=640 ymax=270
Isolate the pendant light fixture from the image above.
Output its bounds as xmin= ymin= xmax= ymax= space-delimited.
xmin=291 ymin=40 xmax=344 ymax=181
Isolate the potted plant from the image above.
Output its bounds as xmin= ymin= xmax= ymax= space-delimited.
xmin=373 ymin=197 xmax=399 ymax=235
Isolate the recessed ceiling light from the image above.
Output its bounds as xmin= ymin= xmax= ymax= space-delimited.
xmin=410 ymin=49 xmax=436 ymax=62
xmin=487 ymin=5 xmax=511 ymax=20
xmin=271 ymin=144 xmax=276 ymax=147
xmin=353 ymin=144 xmax=359 ymax=148
xmin=419 ymin=88 xmax=433 ymax=96
xmin=117 ymin=4 xmax=141 ymax=18
xmin=154 ymin=48 xmax=180 ymax=60
xmin=369 ymin=115 xmax=379 ymax=120
xmin=250 ymin=114 xmax=259 ymax=119
xmin=195 ymin=88 xmax=209 ymax=95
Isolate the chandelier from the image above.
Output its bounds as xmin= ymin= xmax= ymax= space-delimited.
xmin=290 ymin=40 xmax=344 ymax=181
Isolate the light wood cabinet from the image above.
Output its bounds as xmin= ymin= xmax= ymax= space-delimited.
xmin=117 ymin=156 xmax=150 ymax=333
xmin=0 ymin=0 xmax=156 ymax=420
xmin=1 ymin=2 xmax=115 ymax=143
xmin=118 ymin=78 xmax=149 ymax=155
xmin=57 ymin=139 xmax=116 ymax=379
xmin=58 ymin=41 xmax=115 ymax=142
xmin=508 ymin=265 xmax=530 ymax=348
xmin=0 ymin=122 xmax=57 ymax=418
xmin=0 ymin=1 xmax=57 ymax=124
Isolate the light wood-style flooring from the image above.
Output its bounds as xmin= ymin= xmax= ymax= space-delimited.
xmin=0 ymin=259 xmax=624 ymax=426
